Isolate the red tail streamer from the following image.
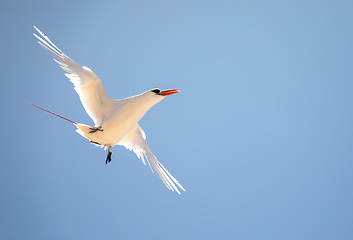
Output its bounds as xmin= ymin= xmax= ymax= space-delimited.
xmin=28 ymin=102 xmax=76 ymax=124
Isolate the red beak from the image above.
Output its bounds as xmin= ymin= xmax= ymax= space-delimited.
xmin=160 ymin=89 xmax=180 ymax=96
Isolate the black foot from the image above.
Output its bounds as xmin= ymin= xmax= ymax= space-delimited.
xmin=89 ymin=126 xmax=103 ymax=133
xmin=106 ymin=150 xmax=112 ymax=164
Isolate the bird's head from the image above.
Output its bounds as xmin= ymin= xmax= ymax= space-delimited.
xmin=135 ymin=88 xmax=180 ymax=109
xmin=142 ymin=88 xmax=180 ymax=101
xmin=150 ymin=88 xmax=180 ymax=97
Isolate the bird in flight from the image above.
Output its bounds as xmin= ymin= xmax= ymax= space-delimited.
xmin=31 ymin=26 xmax=185 ymax=194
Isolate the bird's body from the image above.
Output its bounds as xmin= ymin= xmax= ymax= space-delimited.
xmin=76 ymin=91 xmax=164 ymax=148
xmin=32 ymin=26 xmax=185 ymax=194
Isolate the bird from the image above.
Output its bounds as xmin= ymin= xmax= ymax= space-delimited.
xmin=31 ymin=26 xmax=185 ymax=194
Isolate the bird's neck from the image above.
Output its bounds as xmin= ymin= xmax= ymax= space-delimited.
xmin=119 ymin=94 xmax=162 ymax=120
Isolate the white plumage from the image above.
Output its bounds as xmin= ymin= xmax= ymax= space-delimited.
xmin=32 ymin=26 xmax=185 ymax=194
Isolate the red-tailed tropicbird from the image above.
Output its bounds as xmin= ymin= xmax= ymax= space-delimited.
xmin=31 ymin=26 xmax=185 ymax=194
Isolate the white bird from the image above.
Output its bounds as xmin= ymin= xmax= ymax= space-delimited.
xmin=31 ymin=26 xmax=185 ymax=194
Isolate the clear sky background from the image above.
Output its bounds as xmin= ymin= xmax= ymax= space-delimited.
xmin=1 ymin=0 xmax=353 ymax=239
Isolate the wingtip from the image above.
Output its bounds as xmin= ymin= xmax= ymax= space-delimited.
xmin=33 ymin=26 xmax=44 ymax=40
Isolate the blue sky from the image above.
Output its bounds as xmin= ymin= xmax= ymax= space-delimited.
xmin=1 ymin=0 xmax=353 ymax=239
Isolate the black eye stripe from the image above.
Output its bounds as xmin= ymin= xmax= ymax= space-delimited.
xmin=151 ymin=89 xmax=161 ymax=94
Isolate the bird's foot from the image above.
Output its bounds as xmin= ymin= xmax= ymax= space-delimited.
xmin=106 ymin=150 xmax=112 ymax=164
xmin=89 ymin=126 xmax=103 ymax=133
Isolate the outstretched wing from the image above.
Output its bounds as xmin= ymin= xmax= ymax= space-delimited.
xmin=33 ymin=26 xmax=114 ymax=126
xmin=118 ymin=125 xmax=185 ymax=194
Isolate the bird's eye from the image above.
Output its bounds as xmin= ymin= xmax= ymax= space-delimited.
xmin=151 ymin=89 xmax=161 ymax=94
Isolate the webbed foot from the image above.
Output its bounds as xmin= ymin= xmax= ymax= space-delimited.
xmin=89 ymin=126 xmax=103 ymax=133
